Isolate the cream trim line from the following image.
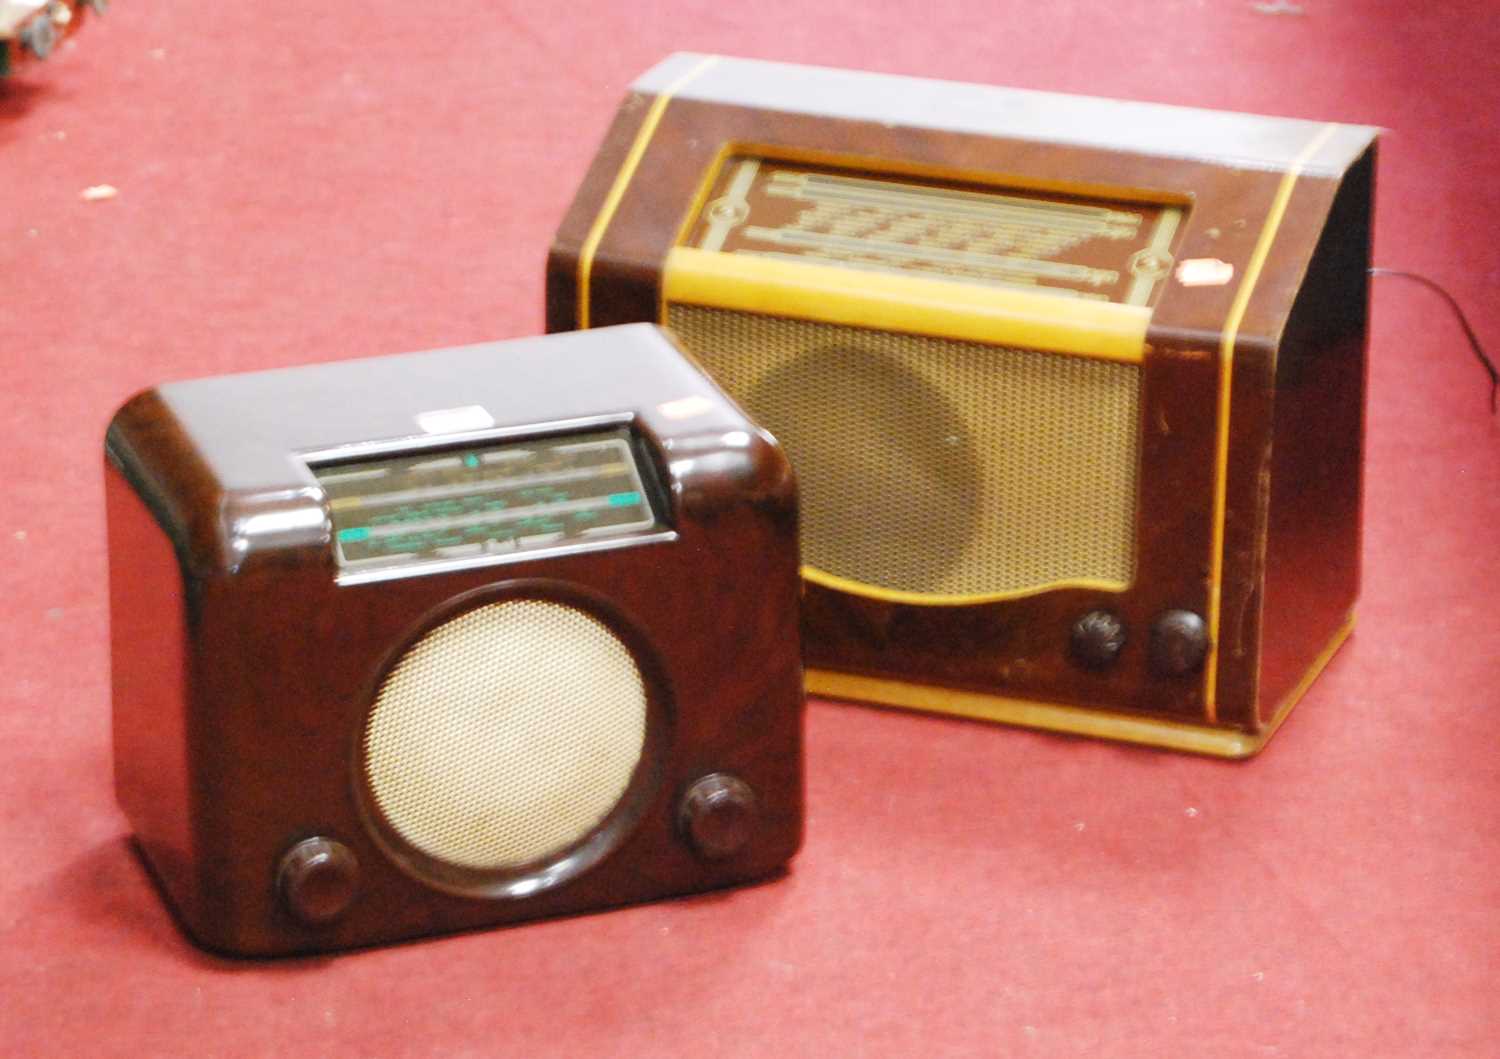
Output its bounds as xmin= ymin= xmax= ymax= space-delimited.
xmin=663 ymin=247 xmax=1150 ymax=362
xmin=576 ymin=56 xmax=719 ymax=329
xmin=1202 ymin=122 xmax=1338 ymax=721
xmin=807 ymin=609 xmax=1353 ymax=758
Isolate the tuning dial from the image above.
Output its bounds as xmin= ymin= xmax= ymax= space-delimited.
xmin=277 ymin=837 xmax=359 ymax=926
xmin=679 ymin=773 xmax=757 ymax=859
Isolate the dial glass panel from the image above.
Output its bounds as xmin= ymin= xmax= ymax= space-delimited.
xmin=684 ymin=155 xmax=1185 ymax=307
xmin=312 ymin=428 xmax=662 ymax=575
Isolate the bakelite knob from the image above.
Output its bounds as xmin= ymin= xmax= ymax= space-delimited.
xmin=679 ymin=773 xmax=757 ymax=859
xmin=1070 ymin=610 xmax=1127 ymax=670
xmin=277 ymin=837 xmax=359 ymax=926
xmin=1150 ymin=610 xmax=1210 ymax=676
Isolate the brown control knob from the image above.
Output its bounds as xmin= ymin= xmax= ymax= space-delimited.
xmin=1149 ymin=609 xmax=1209 ymax=676
xmin=1070 ymin=610 xmax=1127 ymax=670
xmin=679 ymin=773 xmax=757 ymax=859
xmin=277 ymin=837 xmax=359 ymax=926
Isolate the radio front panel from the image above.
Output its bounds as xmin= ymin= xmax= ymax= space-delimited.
xmin=667 ymin=155 xmax=1173 ymax=609
xmin=550 ymin=54 xmax=1375 ymax=756
xmin=106 ymin=324 xmax=804 ymax=955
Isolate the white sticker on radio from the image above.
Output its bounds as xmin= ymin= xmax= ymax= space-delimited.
xmin=415 ymin=405 xmax=497 ymax=434
xmin=657 ymin=395 xmax=715 ymax=420
xmin=1176 ymin=258 xmax=1235 ymax=287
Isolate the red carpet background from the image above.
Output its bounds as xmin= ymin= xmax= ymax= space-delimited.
xmin=2 ymin=3 xmax=1497 ymax=1055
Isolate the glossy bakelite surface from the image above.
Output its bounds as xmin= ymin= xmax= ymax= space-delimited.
xmin=105 ymin=324 xmax=804 ymax=955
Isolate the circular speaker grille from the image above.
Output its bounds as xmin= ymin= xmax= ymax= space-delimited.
xmin=363 ymin=599 xmax=648 ymax=872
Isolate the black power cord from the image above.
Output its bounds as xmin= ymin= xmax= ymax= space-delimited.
xmin=1370 ymin=268 xmax=1498 ymax=414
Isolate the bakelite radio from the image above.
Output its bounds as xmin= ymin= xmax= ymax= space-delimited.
xmin=550 ymin=54 xmax=1377 ymax=756
xmin=105 ymin=324 xmax=803 ymax=955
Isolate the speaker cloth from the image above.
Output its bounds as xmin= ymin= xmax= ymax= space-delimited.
xmin=363 ymin=600 xmax=648 ymax=871
xmin=666 ymin=305 xmax=1140 ymax=598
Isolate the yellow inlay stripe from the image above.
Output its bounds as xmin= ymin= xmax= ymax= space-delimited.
xmin=807 ymin=668 xmax=1260 ymax=757
xmin=802 ymin=564 xmax=1127 ymax=607
xmin=1252 ymin=609 xmax=1355 ymax=748
xmin=576 ymin=56 xmax=718 ymax=330
xmin=807 ymin=609 xmax=1351 ymax=758
xmin=663 ymin=246 xmax=1149 ymax=362
xmin=1202 ymin=122 xmax=1338 ymax=721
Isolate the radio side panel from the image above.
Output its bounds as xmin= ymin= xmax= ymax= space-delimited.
xmin=1256 ymin=146 xmax=1374 ymax=721
xmin=105 ymin=456 xmax=202 ymax=928
xmin=1201 ymin=167 xmax=1348 ymax=732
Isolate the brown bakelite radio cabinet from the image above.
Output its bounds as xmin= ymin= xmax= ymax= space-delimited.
xmin=106 ymin=325 xmax=803 ymax=955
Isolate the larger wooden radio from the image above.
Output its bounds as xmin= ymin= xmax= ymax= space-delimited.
xmin=105 ymin=324 xmax=803 ymax=955
xmin=549 ymin=55 xmax=1377 ymax=757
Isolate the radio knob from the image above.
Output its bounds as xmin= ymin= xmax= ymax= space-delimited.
xmin=1070 ymin=610 xmax=1127 ymax=670
xmin=679 ymin=773 xmax=757 ymax=859
xmin=277 ymin=837 xmax=359 ymax=926
xmin=1149 ymin=610 xmax=1210 ymax=676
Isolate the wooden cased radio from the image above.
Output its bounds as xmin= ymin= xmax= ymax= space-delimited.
xmin=549 ymin=55 xmax=1377 ymax=757
xmin=105 ymin=324 xmax=803 ymax=955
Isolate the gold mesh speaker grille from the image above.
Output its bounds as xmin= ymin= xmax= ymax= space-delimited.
xmin=363 ymin=600 xmax=647 ymax=871
xmin=666 ymin=304 xmax=1140 ymax=597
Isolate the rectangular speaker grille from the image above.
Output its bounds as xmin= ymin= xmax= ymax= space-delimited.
xmin=666 ymin=304 xmax=1141 ymax=598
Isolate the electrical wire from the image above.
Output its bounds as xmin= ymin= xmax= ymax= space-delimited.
xmin=1370 ymin=268 xmax=1498 ymax=414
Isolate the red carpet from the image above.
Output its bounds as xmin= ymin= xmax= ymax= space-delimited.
xmin=2 ymin=3 xmax=1497 ymax=1055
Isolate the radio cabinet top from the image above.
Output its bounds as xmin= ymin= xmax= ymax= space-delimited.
xmin=106 ymin=323 xmax=794 ymax=581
